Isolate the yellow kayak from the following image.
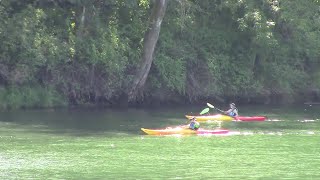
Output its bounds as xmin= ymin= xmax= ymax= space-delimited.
xmin=141 ymin=127 xmax=229 ymax=135
xmin=185 ymin=114 xmax=234 ymax=121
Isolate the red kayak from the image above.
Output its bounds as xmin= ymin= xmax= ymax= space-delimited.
xmin=235 ymin=116 xmax=267 ymax=122
xmin=185 ymin=114 xmax=267 ymax=122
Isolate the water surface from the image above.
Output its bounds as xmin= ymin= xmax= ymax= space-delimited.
xmin=1 ymin=105 xmax=320 ymax=179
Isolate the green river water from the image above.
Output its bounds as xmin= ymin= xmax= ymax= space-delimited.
xmin=0 ymin=105 xmax=320 ymax=179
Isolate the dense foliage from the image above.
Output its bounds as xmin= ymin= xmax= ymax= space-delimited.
xmin=0 ymin=0 xmax=319 ymax=109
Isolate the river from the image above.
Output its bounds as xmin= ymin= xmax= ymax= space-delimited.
xmin=0 ymin=105 xmax=319 ymax=179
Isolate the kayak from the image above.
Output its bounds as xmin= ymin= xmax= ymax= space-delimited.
xmin=235 ymin=116 xmax=266 ymax=121
xmin=185 ymin=114 xmax=266 ymax=122
xmin=185 ymin=114 xmax=234 ymax=121
xmin=141 ymin=127 xmax=229 ymax=135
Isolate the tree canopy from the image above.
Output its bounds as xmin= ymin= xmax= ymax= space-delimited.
xmin=0 ymin=0 xmax=319 ymax=109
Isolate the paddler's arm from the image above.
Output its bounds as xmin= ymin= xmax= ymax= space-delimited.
xmin=224 ymin=109 xmax=231 ymax=114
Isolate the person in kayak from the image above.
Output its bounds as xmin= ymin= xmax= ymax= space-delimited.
xmin=188 ymin=117 xmax=200 ymax=130
xmin=224 ymin=103 xmax=238 ymax=117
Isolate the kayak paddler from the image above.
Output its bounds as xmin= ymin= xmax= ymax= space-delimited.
xmin=188 ymin=117 xmax=200 ymax=130
xmin=224 ymin=103 xmax=238 ymax=117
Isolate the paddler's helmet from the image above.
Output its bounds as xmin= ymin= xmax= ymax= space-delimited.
xmin=190 ymin=117 xmax=196 ymax=121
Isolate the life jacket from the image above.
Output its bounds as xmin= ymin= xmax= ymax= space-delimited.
xmin=189 ymin=121 xmax=200 ymax=130
xmin=229 ymin=107 xmax=238 ymax=117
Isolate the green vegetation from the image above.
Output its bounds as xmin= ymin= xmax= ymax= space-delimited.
xmin=0 ymin=85 xmax=67 ymax=109
xmin=0 ymin=0 xmax=319 ymax=109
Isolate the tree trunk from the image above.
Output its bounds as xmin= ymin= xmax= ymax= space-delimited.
xmin=76 ymin=5 xmax=86 ymax=38
xmin=127 ymin=0 xmax=168 ymax=102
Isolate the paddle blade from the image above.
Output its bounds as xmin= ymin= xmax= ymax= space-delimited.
xmin=207 ymin=103 xmax=215 ymax=108
xmin=200 ymin=108 xmax=210 ymax=115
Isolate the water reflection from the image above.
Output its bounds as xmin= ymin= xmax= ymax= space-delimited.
xmin=0 ymin=105 xmax=319 ymax=136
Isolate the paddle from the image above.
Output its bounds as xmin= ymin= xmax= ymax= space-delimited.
xmin=206 ymin=102 xmax=224 ymax=113
xmin=199 ymin=107 xmax=210 ymax=115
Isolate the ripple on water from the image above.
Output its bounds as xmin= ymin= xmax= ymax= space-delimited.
xmin=266 ymin=119 xmax=284 ymax=122
xmin=297 ymin=119 xmax=317 ymax=122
